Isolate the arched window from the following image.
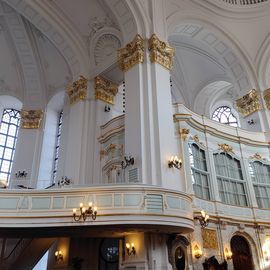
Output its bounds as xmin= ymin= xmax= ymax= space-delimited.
xmin=0 ymin=109 xmax=20 ymax=184
xmin=214 ymin=153 xmax=248 ymax=206
xmin=250 ymin=161 xmax=270 ymax=208
xmin=211 ymin=106 xmax=238 ymax=127
xmin=189 ymin=143 xmax=210 ymax=200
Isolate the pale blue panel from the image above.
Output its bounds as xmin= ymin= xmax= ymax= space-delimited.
xmin=66 ymin=197 xmax=84 ymax=208
xmin=52 ymin=197 xmax=64 ymax=209
xmin=0 ymin=197 xmax=19 ymax=209
xmin=20 ymin=197 xmax=29 ymax=209
xmin=167 ymin=196 xmax=181 ymax=209
xmin=123 ymin=194 xmax=141 ymax=206
xmin=114 ymin=194 xmax=122 ymax=206
xmin=32 ymin=197 xmax=51 ymax=209
xmin=96 ymin=195 xmax=112 ymax=207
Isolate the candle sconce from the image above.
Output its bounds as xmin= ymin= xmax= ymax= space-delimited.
xmin=72 ymin=202 xmax=97 ymax=222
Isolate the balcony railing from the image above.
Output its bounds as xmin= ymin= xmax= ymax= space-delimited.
xmin=221 ymin=0 xmax=268 ymax=4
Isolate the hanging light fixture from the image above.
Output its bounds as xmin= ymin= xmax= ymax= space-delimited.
xmin=194 ymin=210 xmax=209 ymax=228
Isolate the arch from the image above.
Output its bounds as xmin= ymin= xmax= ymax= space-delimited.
xmin=256 ymin=33 xmax=270 ymax=89
xmin=0 ymin=95 xmax=22 ymax=111
xmin=167 ymin=13 xmax=258 ymax=96
xmin=4 ymin=0 xmax=89 ymax=79
xmin=230 ymin=233 xmax=256 ymax=270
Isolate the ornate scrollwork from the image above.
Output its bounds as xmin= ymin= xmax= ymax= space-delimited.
xmin=236 ymin=89 xmax=262 ymax=117
xmin=21 ymin=109 xmax=43 ymax=129
xmin=179 ymin=128 xmax=189 ymax=141
xmin=263 ymin=88 xmax=270 ymax=110
xmin=250 ymin=153 xmax=262 ymax=160
xmin=148 ymin=34 xmax=175 ymax=70
xmin=218 ymin=143 xmax=233 ymax=154
xmin=202 ymin=229 xmax=218 ymax=250
xmin=94 ymin=76 xmax=118 ymax=104
xmin=118 ymin=34 xmax=144 ymax=72
xmin=66 ymin=75 xmax=88 ymax=105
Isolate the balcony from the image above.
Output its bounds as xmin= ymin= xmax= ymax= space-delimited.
xmin=0 ymin=185 xmax=194 ymax=233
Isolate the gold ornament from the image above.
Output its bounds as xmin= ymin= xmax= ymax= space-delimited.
xmin=66 ymin=75 xmax=87 ymax=105
xmin=21 ymin=110 xmax=43 ymax=129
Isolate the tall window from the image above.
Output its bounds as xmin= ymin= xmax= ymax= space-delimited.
xmin=212 ymin=106 xmax=238 ymax=127
xmin=214 ymin=153 xmax=248 ymax=206
xmin=250 ymin=161 xmax=270 ymax=208
xmin=0 ymin=109 xmax=20 ymax=183
xmin=189 ymin=143 xmax=210 ymax=200
xmin=52 ymin=111 xmax=63 ymax=181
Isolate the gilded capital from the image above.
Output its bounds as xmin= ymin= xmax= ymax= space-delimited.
xmin=94 ymin=76 xmax=118 ymax=104
xmin=66 ymin=75 xmax=88 ymax=105
xmin=236 ymin=89 xmax=262 ymax=117
xmin=179 ymin=128 xmax=189 ymax=141
xmin=118 ymin=34 xmax=144 ymax=72
xmin=148 ymin=34 xmax=175 ymax=70
xmin=21 ymin=109 xmax=43 ymax=129
xmin=263 ymin=88 xmax=270 ymax=110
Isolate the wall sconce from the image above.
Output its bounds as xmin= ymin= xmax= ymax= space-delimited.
xmin=168 ymin=156 xmax=182 ymax=169
xmin=194 ymin=210 xmax=209 ymax=228
xmin=55 ymin=250 xmax=63 ymax=262
xmin=15 ymin=170 xmax=27 ymax=178
xmin=193 ymin=244 xmax=202 ymax=259
xmin=126 ymin=242 xmax=136 ymax=256
xmin=224 ymin=248 xmax=232 ymax=260
xmin=263 ymin=240 xmax=270 ymax=261
xmin=58 ymin=176 xmax=72 ymax=187
xmin=104 ymin=105 xmax=111 ymax=112
xmin=248 ymin=119 xmax=255 ymax=125
xmin=121 ymin=155 xmax=134 ymax=169
xmin=72 ymin=202 xmax=97 ymax=222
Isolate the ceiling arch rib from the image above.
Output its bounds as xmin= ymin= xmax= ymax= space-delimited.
xmin=3 ymin=0 xmax=89 ymax=79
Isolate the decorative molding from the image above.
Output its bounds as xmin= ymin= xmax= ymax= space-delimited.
xmin=263 ymin=88 xmax=270 ymax=110
xmin=21 ymin=110 xmax=43 ymax=129
xmin=192 ymin=135 xmax=205 ymax=146
xmin=118 ymin=34 xmax=144 ymax=72
xmin=66 ymin=75 xmax=88 ymax=105
xmin=202 ymin=229 xmax=218 ymax=250
xmin=236 ymin=89 xmax=262 ymax=117
xmin=94 ymin=76 xmax=118 ymax=104
xmin=148 ymin=34 xmax=175 ymax=70
xmin=250 ymin=153 xmax=262 ymax=160
xmin=100 ymin=144 xmax=123 ymax=160
xmin=218 ymin=143 xmax=233 ymax=154
xmin=179 ymin=128 xmax=189 ymax=141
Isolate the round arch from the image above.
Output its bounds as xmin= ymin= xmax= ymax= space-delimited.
xmin=167 ymin=13 xmax=258 ymax=95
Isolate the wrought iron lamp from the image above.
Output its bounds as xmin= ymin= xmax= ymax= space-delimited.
xmin=168 ymin=156 xmax=182 ymax=169
xmin=121 ymin=155 xmax=134 ymax=169
xmin=194 ymin=210 xmax=209 ymax=228
xmin=126 ymin=242 xmax=136 ymax=256
xmin=55 ymin=250 xmax=63 ymax=261
xmin=72 ymin=202 xmax=97 ymax=222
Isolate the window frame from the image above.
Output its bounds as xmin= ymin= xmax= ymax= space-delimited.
xmin=0 ymin=108 xmax=21 ymax=184
xmin=214 ymin=152 xmax=249 ymax=207
xmin=189 ymin=142 xmax=211 ymax=200
xmin=211 ymin=106 xmax=239 ymax=127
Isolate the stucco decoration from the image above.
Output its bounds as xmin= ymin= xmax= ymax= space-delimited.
xmin=148 ymin=34 xmax=175 ymax=70
xmin=21 ymin=110 xmax=43 ymax=129
xmin=94 ymin=76 xmax=118 ymax=105
xmin=218 ymin=143 xmax=234 ymax=154
xmin=66 ymin=75 xmax=88 ymax=105
xmin=263 ymin=88 xmax=270 ymax=110
xmin=118 ymin=34 xmax=144 ymax=72
xmin=236 ymin=89 xmax=262 ymax=117
xmin=202 ymin=229 xmax=218 ymax=250
xmin=94 ymin=34 xmax=121 ymax=65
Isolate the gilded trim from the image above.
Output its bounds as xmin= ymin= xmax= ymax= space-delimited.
xmin=148 ymin=34 xmax=175 ymax=70
xmin=250 ymin=153 xmax=262 ymax=160
xmin=21 ymin=109 xmax=43 ymax=129
xmin=236 ymin=89 xmax=262 ymax=117
xmin=202 ymin=229 xmax=218 ymax=250
xmin=94 ymin=76 xmax=118 ymax=104
xmin=263 ymin=88 xmax=270 ymax=110
xmin=118 ymin=34 xmax=144 ymax=72
xmin=218 ymin=143 xmax=234 ymax=154
xmin=66 ymin=75 xmax=87 ymax=105
xmin=179 ymin=128 xmax=189 ymax=141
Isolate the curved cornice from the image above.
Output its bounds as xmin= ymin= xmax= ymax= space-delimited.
xmin=3 ymin=0 xmax=89 ymax=79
